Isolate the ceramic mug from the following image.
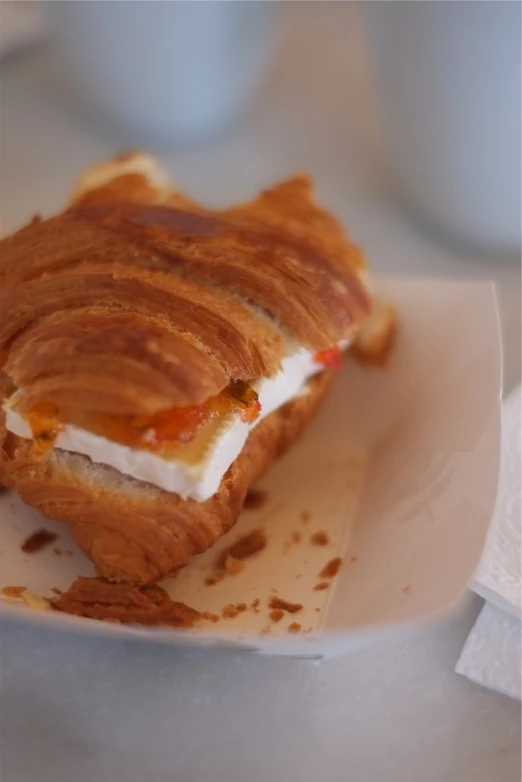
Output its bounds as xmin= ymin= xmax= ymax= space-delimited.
xmin=48 ymin=0 xmax=280 ymax=146
xmin=365 ymin=1 xmax=521 ymax=254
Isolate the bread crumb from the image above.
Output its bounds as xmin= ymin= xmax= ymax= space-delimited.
xmin=53 ymin=547 xmax=63 ymax=557
xmin=310 ymin=531 xmax=329 ymax=546
xmin=1 ymin=585 xmax=26 ymax=598
xmin=319 ymin=557 xmax=343 ymax=579
xmin=315 ymin=607 xmax=321 ymax=613
xmin=222 ymin=602 xmax=248 ymax=619
xmin=205 ymin=572 xmax=225 ymax=586
xmin=216 ymin=528 xmax=267 ymax=570
xmin=201 ymin=611 xmax=220 ymax=623
xmin=350 ymin=555 xmax=358 ymax=564
xmin=21 ymin=590 xmax=53 ymax=612
xmin=53 ymin=577 xmax=201 ymax=627
xmin=250 ymin=598 xmax=261 ymax=613
xmin=313 ymin=581 xmax=329 ymax=591
xmin=224 ymin=555 xmax=245 ymax=575
xmin=51 ymin=587 xmax=63 ymax=596
xmin=402 ymin=585 xmax=411 ymax=594
xmin=288 ymin=622 xmax=302 ymax=634
xmin=269 ymin=609 xmax=284 ymax=623
xmin=243 ymin=489 xmax=268 ymax=510
xmin=295 ymin=574 xmax=302 ymax=580
xmin=269 ymin=597 xmax=303 ymax=614
xmin=283 ymin=530 xmax=302 ymax=553
xmin=300 ymin=510 xmax=311 ymax=524
xmin=21 ymin=528 xmax=58 ymax=554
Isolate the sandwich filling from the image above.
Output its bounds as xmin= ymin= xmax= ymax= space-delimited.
xmin=4 ymin=344 xmax=345 ymax=501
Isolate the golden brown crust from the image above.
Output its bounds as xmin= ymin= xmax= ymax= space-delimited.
xmin=0 ymin=153 xmax=370 ymax=414
xmin=0 ymin=371 xmax=334 ymax=584
xmin=351 ymin=303 xmax=397 ymax=366
xmin=52 ymin=577 xmax=202 ymax=627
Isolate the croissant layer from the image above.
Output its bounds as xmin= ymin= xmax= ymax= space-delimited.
xmin=0 ymin=156 xmax=370 ymax=414
xmin=0 ymin=371 xmax=333 ymax=584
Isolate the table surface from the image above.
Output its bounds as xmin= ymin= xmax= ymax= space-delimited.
xmin=1 ymin=5 xmax=520 ymax=782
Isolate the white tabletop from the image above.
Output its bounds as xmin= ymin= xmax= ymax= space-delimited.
xmin=1 ymin=5 xmax=520 ymax=782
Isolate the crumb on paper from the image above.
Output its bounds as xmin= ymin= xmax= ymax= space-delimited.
xmin=224 ymin=555 xmax=245 ymax=575
xmin=288 ymin=622 xmax=302 ymax=634
xmin=207 ymin=529 xmax=266 ymax=583
xmin=269 ymin=609 xmax=284 ymax=623
xmin=1 ymin=585 xmax=26 ymax=599
xmin=205 ymin=572 xmax=225 ymax=587
xmin=283 ymin=530 xmax=302 ymax=553
xmin=319 ymin=557 xmax=343 ymax=579
xmin=268 ymin=597 xmax=303 ymax=614
xmin=216 ymin=528 xmax=267 ymax=570
xmin=350 ymin=555 xmax=358 ymax=564
xmin=243 ymin=489 xmax=268 ymax=510
xmin=310 ymin=531 xmax=329 ymax=546
xmin=53 ymin=577 xmax=201 ymax=628
xmin=315 ymin=607 xmax=321 ymax=613
xmin=402 ymin=585 xmax=411 ymax=594
xmin=270 ymin=588 xmax=279 ymax=595
xmin=65 ymin=550 xmax=74 ymax=557
xmin=260 ymin=626 xmax=271 ymax=636
xmin=250 ymin=598 xmax=261 ymax=613
xmin=300 ymin=510 xmax=311 ymax=525
xmin=51 ymin=587 xmax=63 ymax=596
xmin=201 ymin=611 xmax=220 ymax=623
xmin=53 ymin=547 xmax=63 ymax=557
xmin=21 ymin=589 xmax=53 ymax=612
xmin=313 ymin=581 xmax=329 ymax=591
xmin=222 ymin=603 xmax=248 ymax=619
xmin=21 ymin=528 xmax=58 ymax=554
xmin=295 ymin=574 xmax=302 ymax=580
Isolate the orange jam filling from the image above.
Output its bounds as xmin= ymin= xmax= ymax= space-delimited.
xmin=22 ymin=380 xmax=261 ymax=458
xmin=314 ymin=345 xmax=343 ymax=369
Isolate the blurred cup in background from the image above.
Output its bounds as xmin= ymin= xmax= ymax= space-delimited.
xmin=48 ymin=0 xmax=280 ymax=147
xmin=365 ymin=1 xmax=521 ymax=255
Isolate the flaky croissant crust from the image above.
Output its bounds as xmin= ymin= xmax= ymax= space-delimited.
xmin=0 ymin=153 xmax=371 ymax=415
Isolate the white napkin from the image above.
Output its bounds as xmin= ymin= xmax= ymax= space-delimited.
xmin=456 ymin=386 xmax=521 ymax=700
xmin=0 ymin=2 xmax=47 ymax=60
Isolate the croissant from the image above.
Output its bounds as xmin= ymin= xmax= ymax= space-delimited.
xmin=0 ymin=153 xmax=394 ymax=584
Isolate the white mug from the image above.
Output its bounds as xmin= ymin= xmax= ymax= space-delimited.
xmin=365 ymin=2 xmax=521 ymax=254
xmin=48 ymin=0 xmax=280 ymax=146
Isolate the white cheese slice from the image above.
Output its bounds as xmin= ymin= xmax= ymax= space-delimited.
xmin=5 ymin=344 xmax=345 ymax=501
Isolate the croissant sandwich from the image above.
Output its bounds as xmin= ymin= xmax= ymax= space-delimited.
xmin=0 ymin=153 xmax=394 ymax=585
